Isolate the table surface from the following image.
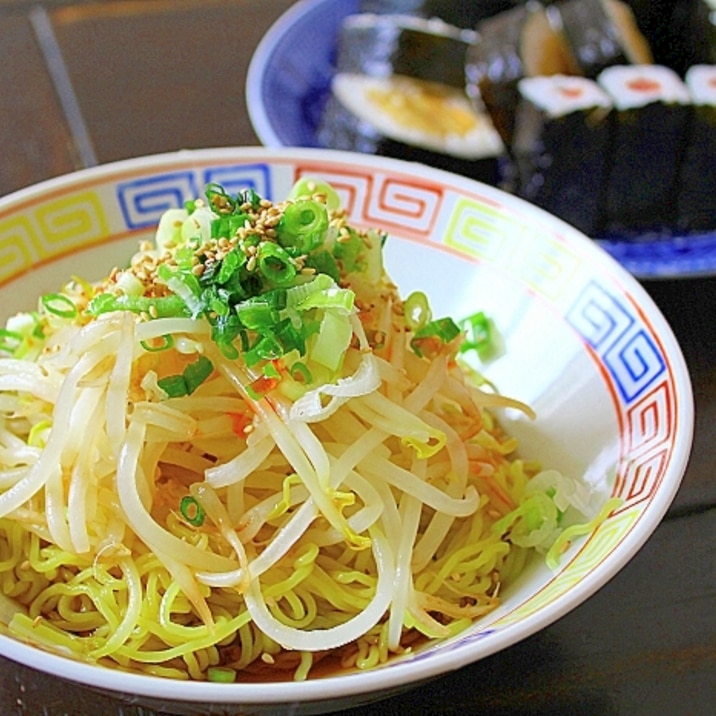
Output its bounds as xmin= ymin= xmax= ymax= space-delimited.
xmin=0 ymin=1 xmax=714 ymax=714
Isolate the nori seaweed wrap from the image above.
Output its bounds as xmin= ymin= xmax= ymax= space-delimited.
xmin=598 ymin=65 xmax=691 ymax=232
xmin=621 ymin=0 xmax=692 ymax=75
xmin=677 ymin=64 xmax=716 ymax=231
xmin=511 ymin=75 xmax=613 ymax=234
xmin=465 ymin=1 xmax=580 ymax=152
xmin=358 ymin=1 xmax=520 ymax=28
xmin=551 ymin=0 xmax=652 ymax=78
xmin=358 ymin=0 xmax=427 ymax=15
xmin=677 ymin=0 xmax=716 ymax=70
xmin=317 ymin=13 xmax=505 ymax=185
xmin=334 ymin=13 xmax=476 ymax=88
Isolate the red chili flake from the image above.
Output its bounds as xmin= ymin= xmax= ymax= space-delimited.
xmin=228 ymin=411 xmax=252 ymax=436
xmin=247 ymin=375 xmax=279 ymax=400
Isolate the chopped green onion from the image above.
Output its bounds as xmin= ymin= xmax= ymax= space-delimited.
xmin=276 ymin=199 xmax=328 ymax=253
xmin=41 ymin=293 xmax=78 ymax=319
xmin=183 ymin=355 xmax=214 ymax=394
xmin=243 ymin=333 xmax=284 ymax=368
xmin=257 ymin=242 xmax=296 ymax=285
xmin=157 ymin=355 xmax=214 ymax=398
xmin=459 ymin=311 xmax=493 ymax=359
xmin=0 ymin=329 xmax=24 ymax=354
xmin=205 ymin=182 xmax=236 ymax=213
xmin=295 ymin=285 xmax=354 ymax=314
xmin=211 ymin=214 xmax=249 ymax=240
xmin=274 ymin=317 xmax=306 ymax=355
xmin=215 ymin=247 xmax=246 ymax=284
xmin=263 ymin=361 xmax=281 ymax=379
xmin=287 ymin=177 xmax=341 ymax=211
xmin=216 ymin=339 xmax=239 ymax=360
xmin=210 ymin=312 xmax=242 ymax=353
xmin=159 ymin=268 xmax=205 ymax=318
xmin=290 ymin=361 xmax=312 ymax=383
xmin=207 ymin=666 xmax=236 ymax=683
xmin=235 ymin=298 xmax=279 ymax=330
xmin=304 ymin=250 xmax=340 ymax=283
xmin=240 ymin=186 xmax=262 ymax=210
xmin=310 ymin=310 xmax=352 ymax=371
xmin=180 ymin=495 xmax=205 ymax=527
xmin=332 ymin=229 xmax=364 ymax=274
xmin=284 ymin=274 xmax=332 ymax=307
xmin=205 ymin=287 xmax=231 ymax=317
xmin=157 ymin=374 xmax=189 ymax=398
xmin=404 ymin=291 xmax=432 ymax=331
xmin=86 ymin=292 xmax=188 ymax=318
xmin=140 ymin=334 xmax=175 ymax=352
xmin=31 ymin=315 xmax=45 ymax=339
xmin=410 ymin=317 xmax=461 ymax=358
xmin=260 ymin=287 xmax=288 ymax=311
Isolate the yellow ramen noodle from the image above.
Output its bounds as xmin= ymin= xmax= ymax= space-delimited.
xmin=0 ymin=180 xmax=599 ymax=682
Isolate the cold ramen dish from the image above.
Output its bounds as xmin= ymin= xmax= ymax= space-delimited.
xmin=0 ymin=180 xmax=613 ymax=682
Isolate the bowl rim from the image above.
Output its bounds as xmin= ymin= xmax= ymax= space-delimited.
xmin=0 ymin=146 xmax=694 ymax=706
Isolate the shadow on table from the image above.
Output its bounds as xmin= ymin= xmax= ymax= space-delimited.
xmin=339 ymin=632 xmax=616 ymax=716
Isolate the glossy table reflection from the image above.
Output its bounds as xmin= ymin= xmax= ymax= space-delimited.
xmin=0 ymin=2 xmax=714 ymax=715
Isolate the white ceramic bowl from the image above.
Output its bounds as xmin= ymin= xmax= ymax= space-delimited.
xmin=0 ymin=147 xmax=693 ymax=715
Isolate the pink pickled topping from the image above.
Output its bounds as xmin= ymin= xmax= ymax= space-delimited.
xmin=558 ymin=86 xmax=584 ymax=99
xmin=627 ymin=77 xmax=661 ymax=93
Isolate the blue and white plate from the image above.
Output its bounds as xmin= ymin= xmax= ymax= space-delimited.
xmin=246 ymin=0 xmax=716 ymax=280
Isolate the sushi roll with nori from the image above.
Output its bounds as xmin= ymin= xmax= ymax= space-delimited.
xmin=677 ymin=65 xmax=716 ymax=232
xmin=511 ymin=75 xmax=613 ymax=234
xmin=621 ymin=0 xmax=693 ymax=75
xmin=359 ymin=0 xmax=426 ymax=15
xmin=465 ymin=1 xmax=581 ymax=152
xmin=317 ymin=13 xmax=505 ymax=185
xmin=551 ymin=0 xmax=653 ymax=78
xmin=358 ymin=1 xmax=520 ymax=28
xmin=317 ymin=73 xmax=505 ymax=184
xmin=598 ymin=64 xmax=691 ymax=233
xmin=333 ymin=13 xmax=476 ymax=89
xmin=678 ymin=0 xmax=716 ymax=70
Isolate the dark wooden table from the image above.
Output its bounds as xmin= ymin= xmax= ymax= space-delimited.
xmin=0 ymin=2 xmax=714 ymax=714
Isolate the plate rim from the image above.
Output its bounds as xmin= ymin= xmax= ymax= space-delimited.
xmin=245 ymin=0 xmax=716 ymax=281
